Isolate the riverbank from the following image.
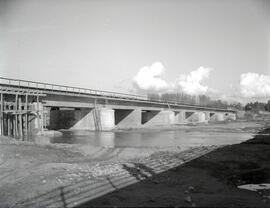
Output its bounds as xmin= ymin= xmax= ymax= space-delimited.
xmin=85 ymin=127 xmax=270 ymax=207
xmin=0 ymin=136 xmax=217 ymax=208
xmin=0 ymin=119 xmax=269 ymax=207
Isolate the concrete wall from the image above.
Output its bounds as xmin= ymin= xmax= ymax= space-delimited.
xmin=175 ymin=111 xmax=185 ymax=124
xmin=47 ymin=104 xmax=235 ymax=131
xmin=99 ymin=108 xmax=115 ymax=130
xmin=186 ymin=112 xmax=207 ymax=123
xmin=236 ymin=110 xmax=246 ymax=119
xmin=71 ymin=109 xmax=95 ymax=130
xmin=205 ymin=112 xmax=210 ymax=121
xmin=29 ymin=102 xmax=44 ymax=134
xmin=211 ymin=113 xmax=225 ymax=121
xmin=185 ymin=112 xmax=194 ymax=120
xmin=197 ymin=112 xmax=206 ymax=123
xmin=224 ymin=112 xmax=236 ymax=120
xmin=142 ymin=110 xmax=175 ymax=126
xmin=115 ymin=108 xmax=141 ymax=129
xmin=49 ymin=107 xmax=115 ymax=131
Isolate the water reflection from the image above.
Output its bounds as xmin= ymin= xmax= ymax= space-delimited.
xmin=99 ymin=132 xmax=115 ymax=148
xmin=50 ymin=122 xmax=257 ymax=148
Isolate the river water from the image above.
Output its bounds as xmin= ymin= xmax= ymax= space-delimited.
xmin=50 ymin=121 xmax=265 ymax=149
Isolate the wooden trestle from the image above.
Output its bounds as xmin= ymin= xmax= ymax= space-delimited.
xmin=0 ymin=87 xmax=45 ymax=140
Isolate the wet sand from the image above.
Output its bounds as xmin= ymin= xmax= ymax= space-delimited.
xmin=0 ymin=119 xmax=269 ymax=207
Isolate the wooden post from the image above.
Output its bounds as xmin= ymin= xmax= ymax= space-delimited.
xmin=15 ymin=94 xmax=18 ymax=138
xmin=18 ymin=96 xmax=23 ymax=139
xmin=13 ymin=115 xmax=15 ymax=137
xmin=37 ymin=96 xmax=40 ymax=132
xmin=7 ymin=105 xmax=11 ymax=136
xmin=44 ymin=108 xmax=47 ymax=130
xmin=0 ymin=93 xmax=3 ymax=135
xmin=25 ymin=94 xmax=28 ymax=138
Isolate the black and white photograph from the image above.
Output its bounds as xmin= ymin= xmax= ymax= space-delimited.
xmin=0 ymin=0 xmax=270 ymax=207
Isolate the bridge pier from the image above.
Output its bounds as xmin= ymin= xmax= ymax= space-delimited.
xmin=225 ymin=112 xmax=236 ymax=120
xmin=185 ymin=111 xmax=207 ymax=123
xmin=175 ymin=111 xmax=185 ymax=124
xmin=49 ymin=107 xmax=115 ymax=131
xmin=142 ymin=110 xmax=175 ymax=126
xmin=185 ymin=111 xmax=195 ymax=122
xmin=210 ymin=112 xmax=225 ymax=121
xmin=30 ymin=102 xmax=44 ymax=134
xmin=205 ymin=112 xmax=210 ymax=121
xmin=114 ymin=108 xmax=141 ymax=129
xmin=98 ymin=107 xmax=115 ymax=130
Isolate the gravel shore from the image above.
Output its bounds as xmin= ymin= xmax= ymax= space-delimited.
xmin=0 ymin=119 xmax=269 ymax=207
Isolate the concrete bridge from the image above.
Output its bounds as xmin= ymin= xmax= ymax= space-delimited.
xmin=0 ymin=77 xmax=236 ymax=138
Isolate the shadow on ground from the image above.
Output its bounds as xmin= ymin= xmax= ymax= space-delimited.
xmin=17 ymin=128 xmax=270 ymax=208
xmin=78 ymin=128 xmax=270 ymax=207
xmin=18 ymin=147 xmax=207 ymax=208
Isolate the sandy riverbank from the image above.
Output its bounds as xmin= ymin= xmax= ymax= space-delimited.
xmin=0 ymin=119 xmax=269 ymax=207
xmin=0 ymin=134 xmax=216 ymax=208
xmin=87 ymin=126 xmax=270 ymax=207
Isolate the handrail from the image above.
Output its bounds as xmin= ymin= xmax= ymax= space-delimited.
xmin=0 ymin=76 xmax=148 ymax=99
xmin=0 ymin=76 xmax=232 ymax=111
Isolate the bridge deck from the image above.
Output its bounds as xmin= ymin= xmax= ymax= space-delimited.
xmin=0 ymin=76 xmax=235 ymax=113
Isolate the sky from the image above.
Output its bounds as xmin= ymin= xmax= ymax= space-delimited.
xmin=0 ymin=0 xmax=270 ymax=102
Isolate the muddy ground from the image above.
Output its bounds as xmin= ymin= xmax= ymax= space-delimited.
xmin=0 ymin=119 xmax=269 ymax=207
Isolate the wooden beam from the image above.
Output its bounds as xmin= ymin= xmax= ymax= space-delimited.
xmin=3 ymin=110 xmax=31 ymax=114
xmin=7 ymin=109 xmax=11 ymax=136
xmin=15 ymin=94 xmax=18 ymax=138
xmin=37 ymin=95 xmax=40 ymax=132
xmin=25 ymin=94 xmax=28 ymax=137
xmin=0 ymin=93 xmax=3 ymax=135
xmin=0 ymin=90 xmax=46 ymax=96
xmin=18 ymin=96 xmax=23 ymax=139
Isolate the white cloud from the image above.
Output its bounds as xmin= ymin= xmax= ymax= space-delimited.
xmin=176 ymin=67 xmax=212 ymax=95
xmin=132 ymin=62 xmax=212 ymax=95
xmin=240 ymin=72 xmax=270 ymax=98
xmin=132 ymin=62 xmax=169 ymax=92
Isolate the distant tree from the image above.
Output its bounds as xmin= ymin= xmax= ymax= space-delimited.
xmin=245 ymin=102 xmax=266 ymax=112
xmin=245 ymin=103 xmax=253 ymax=111
xmin=146 ymin=92 xmax=232 ymax=109
xmin=228 ymin=102 xmax=243 ymax=111
xmin=265 ymin=100 xmax=270 ymax=111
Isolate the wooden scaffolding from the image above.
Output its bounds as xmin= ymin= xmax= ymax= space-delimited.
xmin=0 ymin=88 xmax=46 ymax=140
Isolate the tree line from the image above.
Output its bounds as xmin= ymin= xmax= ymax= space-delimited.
xmin=245 ymin=101 xmax=270 ymax=112
xmin=147 ymin=92 xmax=244 ymax=110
